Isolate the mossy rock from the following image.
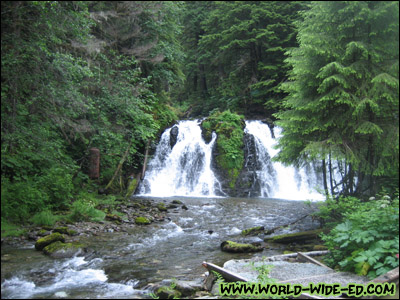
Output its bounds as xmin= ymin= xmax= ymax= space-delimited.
xmin=43 ymin=241 xmax=85 ymax=258
xmin=53 ymin=227 xmax=78 ymax=236
xmin=157 ymin=203 xmax=168 ymax=212
xmin=171 ymin=200 xmax=183 ymax=205
xmin=220 ymin=240 xmax=263 ymax=253
xmin=35 ymin=232 xmax=65 ymax=251
xmin=264 ymin=229 xmax=322 ymax=244
xmin=241 ymin=226 xmax=265 ymax=236
xmin=155 ymin=286 xmax=182 ymax=299
xmin=106 ymin=214 xmax=122 ymax=222
xmin=37 ymin=229 xmax=50 ymax=236
xmin=135 ymin=216 xmax=151 ymax=225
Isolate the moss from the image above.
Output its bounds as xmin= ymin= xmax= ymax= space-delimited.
xmin=313 ymin=245 xmax=328 ymax=251
xmin=38 ymin=229 xmax=49 ymax=236
xmin=135 ymin=216 xmax=151 ymax=225
xmin=35 ymin=232 xmax=65 ymax=250
xmin=53 ymin=226 xmax=77 ymax=236
xmin=157 ymin=203 xmax=168 ymax=211
xmin=156 ymin=286 xmax=182 ymax=299
xmin=264 ymin=229 xmax=322 ymax=244
xmin=125 ymin=178 xmax=138 ymax=198
xmin=201 ymin=110 xmax=245 ymax=188
xmin=42 ymin=241 xmax=85 ymax=257
xmin=241 ymin=226 xmax=265 ymax=236
xmin=220 ymin=240 xmax=263 ymax=253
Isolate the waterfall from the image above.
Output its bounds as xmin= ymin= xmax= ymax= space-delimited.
xmin=244 ymin=120 xmax=325 ymax=200
xmin=138 ymin=120 xmax=223 ymax=197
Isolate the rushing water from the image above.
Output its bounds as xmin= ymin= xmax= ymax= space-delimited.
xmin=1 ymin=196 xmax=320 ymax=299
xmin=139 ymin=120 xmax=224 ymax=197
xmin=2 ymin=120 xmax=327 ymax=298
xmin=244 ymin=121 xmax=325 ymax=200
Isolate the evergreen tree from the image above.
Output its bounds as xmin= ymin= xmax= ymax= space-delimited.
xmin=276 ymin=1 xmax=399 ymax=196
xmin=178 ymin=1 xmax=306 ymax=117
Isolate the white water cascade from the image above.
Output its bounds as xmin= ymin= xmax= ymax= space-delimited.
xmin=245 ymin=120 xmax=325 ymax=201
xmin=139 ymin=120 xmax=223 ymax=197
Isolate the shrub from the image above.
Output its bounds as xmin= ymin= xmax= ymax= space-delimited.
xmin=320 ymin=195 xmax=399 ymax=279
xmin=68 ymin=193 xmax=105 ymax=222
xmin=1 ymin=176 xmax=49 ymax=222
xmin=30 ymin=210 xmax=59 ymax=226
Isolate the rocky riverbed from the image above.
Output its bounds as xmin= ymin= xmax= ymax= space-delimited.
xmin=2 ymin=196 xmax=324 ymax=299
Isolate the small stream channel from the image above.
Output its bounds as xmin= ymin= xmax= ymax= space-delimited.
xmin=1 ymin=196 xmax=320 ymax=299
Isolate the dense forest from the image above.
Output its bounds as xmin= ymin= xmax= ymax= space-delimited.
xmin=1 ymin=1 xmax=399 ymax=223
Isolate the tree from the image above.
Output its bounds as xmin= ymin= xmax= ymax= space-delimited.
xmin=1 ymin=1 xmax=182 ymax=221
xmin=275 ymin=1 xmax=399 ymax=197
xmin=179 ymin=1 xmax=307 ymax=117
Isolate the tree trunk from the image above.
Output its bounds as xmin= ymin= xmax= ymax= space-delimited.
xmin=322 ymin=159 xmax=329 ymax=197
xmin=105 ymin=141 xmax=132 ymax=191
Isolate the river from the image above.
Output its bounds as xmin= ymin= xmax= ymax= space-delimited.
xmin=1 ymin=196 xmax=320 ymax=299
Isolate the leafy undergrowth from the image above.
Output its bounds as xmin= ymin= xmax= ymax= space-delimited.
xmin=319 ymin=194 xmax=399 ymax=279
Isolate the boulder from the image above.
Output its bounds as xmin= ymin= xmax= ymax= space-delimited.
xmin=220 ymin=240 xmax=263 ymax=253
xmin=43 ymin=241 xmax=86 ymax=258
xmin=35 ymin=233 xmax=65 ymax=251
xmin=169 ymin=126 xmax=179 ymax=149
xmin=135 ymin=216 xmax=151 ymax=225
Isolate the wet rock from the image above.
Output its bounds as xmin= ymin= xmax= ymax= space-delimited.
xmin=241 ymin=226 xmax=265 ymax=236
xmin=170 ymin=125 xmax=179 ymax=149
xmin=35 ymin=233 xmax=65 ymax=251
xmin=42 ymin=241 xmax=86 ymax=258
xmin=105 ymin=214 xmax=123 ymax=222
xmin=220 ymin=240 xmax=263 ymax=253
xmin=155 ymin=285 xmax=182 ymax=299
xmin=264 ymin=229 xmax=322 ymax=244
xmin=53 ymin=227 xmax=78 ymax=236
xmin=157 ymin=203 xmax=168 ymax=212
xmin=135 ymin=216 xmax=151 ymax=225
xmin=174 ymin=280 xmax=203 ymax=297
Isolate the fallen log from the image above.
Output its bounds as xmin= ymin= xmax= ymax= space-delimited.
xmin=202 ymin=261 xmax=248 ymax=282
xmin=202 ymin=260 xmax=329 ymax=299
xmin=297 ymin=252 xmax=332 ymax=270
xmin=264 ymin=229 xmax=322 ymax=244
xmin=105 ymin=141 xmax=132 ymax=191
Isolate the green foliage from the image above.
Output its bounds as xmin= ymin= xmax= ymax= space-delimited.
xmin=313 ymin=196 xmax=363 ymax=227
xmin=202 ymin=110 xmax=245 ymax=188
xmin=1 ymin=1 xmax=182 ymax=222
xmin=178 ymin=1 xmax=306 ymax=116
xmin=30 ymin=210 xmax=59 ymax=227
xmin=320 ymin=195 xmax=399 ymax=279
xmin=68 ymin=192 xmax=105 ymax=222
xmin=1 ymin=219 xmax=26 ymax=237
xmin=276 ymin=1 xmax=399 ymax=196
